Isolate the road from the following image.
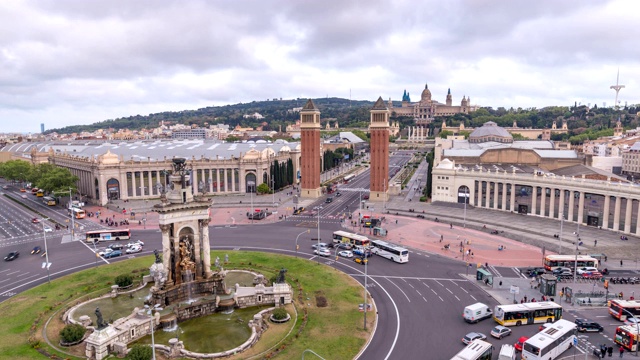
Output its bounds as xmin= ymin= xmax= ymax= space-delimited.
xmin=0 ymin=154 xmax=635 ymax=359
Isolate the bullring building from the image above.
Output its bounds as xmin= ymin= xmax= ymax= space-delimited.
xmin=1 ymin=139 xmax=301 ymax=206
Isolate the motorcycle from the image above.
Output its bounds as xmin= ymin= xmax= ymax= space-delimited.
xmin=601 ymin=268 xmax=609 ymax=275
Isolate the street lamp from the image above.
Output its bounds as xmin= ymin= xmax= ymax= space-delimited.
xmin=40 ymin=219 xmax=51 ymax=284
xmin=463 ymin=186 xmax=469 ymax=228
xmin=363 ymin=254 xmax=369 ymax=330
xmin=295 ymin=229 xmax=310 ymax=253
xmin=316 ymin=206 xmax=322 ymax=257
xmin=69 ymin=187 xmax=76 ymax=240
xmin=558 ymin=212 xmax=564 ymax=255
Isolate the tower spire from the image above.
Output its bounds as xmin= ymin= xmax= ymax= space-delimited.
xmin=610 ymin=68 xmax=625 ymax=109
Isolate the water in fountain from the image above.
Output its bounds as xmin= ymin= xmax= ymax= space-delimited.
xmin=183 ymin=269 xmax=195 ymax=305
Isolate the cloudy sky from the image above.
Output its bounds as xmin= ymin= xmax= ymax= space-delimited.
xmin=0 ymin=0 xmax=638 ymax=134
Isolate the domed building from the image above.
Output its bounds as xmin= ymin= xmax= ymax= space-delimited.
xmin=468 ymin=121 xmax=513 ymax=144
xmin=389 ymin=82 xmax=479 ymax=121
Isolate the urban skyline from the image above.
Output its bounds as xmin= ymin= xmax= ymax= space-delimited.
xmin=0 ymin=0 xmax=638 ymax=133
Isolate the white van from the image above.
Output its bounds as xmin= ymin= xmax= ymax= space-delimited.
xmin=498 ymin=344 xmax=516 ymax=360
xmin=463 ymin=302 xmax=492 ymax=323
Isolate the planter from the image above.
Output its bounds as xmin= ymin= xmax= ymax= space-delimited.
xmin=269 ymin=313 xmax=291 ymax=324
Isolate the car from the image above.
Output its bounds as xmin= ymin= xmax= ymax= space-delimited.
xmin=314 ymin=248 xmax=330 ymax=257
xmin=514 ymin=336 xmax=528 ymax=351
xmin=31 ymin=218 xmax=40 ymax=223
xmin=99 ymin=248 xmax=114 ymax=257
xmin=353 ymin=248 xmax=373 ymax=258
xmin=363 ymin=194 xmax=370 ymax=200
xmin=552 ymin=267 xmax=572 ymax=275
xmin=126 ymin=245 xmax=142 ymax=254
xmin=21 ymin=194 xmax=27 ymax=198
xmin=1 ymin=185 xmax=8 ymax=189
xmin=19 ymin=188 xmax=26 ymax=192
xmin=103 ymin=250 xmax=123 ymax=259
xmin=575 ymin=318 xmax=604 ymax=332
xmin=490 ymin=325 xmax=512 ymax=339
xmin=335 ymin=192 xmax=342 ymax=197
xmin=325 ymin=197 xmax=333 ymax=203
xmin=338 ymin=250 xmax=353 ymax=258
xmin=43 ymin=226 xmax=53 ymax=233
xmin=31 ymin=246 xmax=41 ymax=254
xmin=577 ymin=267 xmax=598 ymax=275
xmin=109 ymin=243 xmax=124 ymax=250
xmin=126 ymin=240 xmax=144 ymax=248
xmin=555 ymin=270 xmax=573 ymax=277
xmin=293 ymin=207 xmax=305 ymax=215
xmin=462 ymin=332 xmax=487 ymax=345
xmin=526 ymin=267 xmax=546 ymax=277
xmin=354 ymin=257 xmax=368 ymax=265
xmin=4 ymin=251 xmax=19 ymax=261
xmin=624 ymin=317 xmax=640 ymax=326
xmin=311 ymin=243 xmax=330 ymax=250
xmin=336 ymin=243 xmax=352 ymax=250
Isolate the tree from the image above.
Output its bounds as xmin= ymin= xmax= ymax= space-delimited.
xmin=60 ymin=324 xmax=86 ymax=343
xmin=439 ymin=130 xmax=453 ymax=138
xmin=0 ymin=160 xmax=32 ymax=183
xmin=256 ymin=183 xmax=271 ymax=194
xmin=424 ymin=150 xmax=434 ymax=200
xmin=126 ymin=344 xmax=153 ymax=360
xmin=36 ymin=167 xmax=79 ymax=194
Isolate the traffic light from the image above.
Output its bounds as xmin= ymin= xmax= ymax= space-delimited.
xmin=604 ymin=279 xmax=609 ymax=289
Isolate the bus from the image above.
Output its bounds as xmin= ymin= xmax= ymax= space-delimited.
xmin=450 ymin=339 xmax=492 ymax=360
xmin=543 ymin=255 xmax=599 ymax=271
xmin=522 ymin=319 xmax=576 ymax=360
xmin=609 ymin=299 xmax=640 ymax=321
xmin=42 ymin=196 xmax=57 ymax=206
xmin=85 ymin=229 xmax=131 ymax=243
xmin=494 ymin=302 xmax=563 ymax=326
xmin=615 ymin=325 xmax=640 ymax=352
xmin=343 ymin=174 xmax=355 ymax=183
xmin=68 ymin=207 xmax=86 ymax=219
xmin=370 ymin=239 xmax=409 ymax=263
xmin=332 ymin=231 xmax=370 ymax=247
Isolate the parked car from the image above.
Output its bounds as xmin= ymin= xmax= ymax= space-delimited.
xmin=103 ymin=250 xmax=123 ymax=259
xmin=126 ymin=245 xmax=142 ymax=254
xmin=4 ymin=251 xmax=19 ymax=261
xmin=575 ymin=318 xmax=604 ymax=332
xmin=109 ymin=243 xmax=124 ymax=250
xmin=514 ymin=336 xmax=528 ymax=351
xmin=462 ymin=332 xmax=487 ymax=345
xmin=363 ymin=194 xmax=370 ymax=200
xmin=576 ymin=267 xmax=598 ymax=275
xmin=338 ymin=250 xmax=353 ymax=258
xmin=490 ymin=325 xmax=512 ymax=339
xmin=314 ymin=248 xmax=330 ymax=257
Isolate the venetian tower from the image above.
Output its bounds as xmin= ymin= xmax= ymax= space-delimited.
xmin=154 ymin=158 xmax=212 ymax=285
xmin=300 ymin=99 xmax=322 ymax=198
xmin=369 ymin=97 xmax=390 ymax=202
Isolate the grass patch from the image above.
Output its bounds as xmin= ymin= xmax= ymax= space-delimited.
xmin=0 ymin=251 xmax=373 ymax=360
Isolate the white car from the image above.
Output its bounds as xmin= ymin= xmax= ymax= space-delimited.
xmin=311 ymin=243 xmax=329 ymax=250
xmin=98 ymin=248 xmax=113 ymax=257
xmin=338 ymin=250 xmax=353 ymax=258
xmin=127 ymin=240 xmax=144 ymax=248
xmin=43 ymin=226 xmax=53 ymax=233
xmin=576 ymin=267 xmax=598 ymax=275
xmin=314 ymin=248 xmax=331 ymax=257
xmin=126 ymin=245 xmax=142 ymax=254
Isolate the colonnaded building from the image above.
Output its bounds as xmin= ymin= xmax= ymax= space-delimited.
xmin=431 ymin=122 xmax=640 ymax=236
xmin=1 ymin=139 xmax=301 ymax=206
xmin=389 ymin=83 xmax=479 ymax=120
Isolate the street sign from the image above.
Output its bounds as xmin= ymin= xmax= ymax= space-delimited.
xmin=510 ymin=285 xmax=520 ymax=294
xmin=573 ymin=337 xmax=578 ymax=346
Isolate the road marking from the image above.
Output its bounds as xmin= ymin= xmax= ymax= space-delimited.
xmin=454 ymin=295 xmax=460 ymax=301
xmin=384 ymin=278 xmax=411 ymax=302
xmin=0 ymin=269 xmax=10 ymax=274
xmin=416 ymin=290 xmax=422 ymax=296
xmin=458 ymin=286 xmax=469 ymax=294
xmin=5 ymin=271 xmax=20 ymax=276
xmin=470 ymin=295 xmax=477 ymax=301
xmin=438 ymin=296 xmax=444 ymax=302
xmin=446 ymin=288 xmax=453 ymax=294
xmin=16 ymin=272 xmax=31 ymax=277
xmin=422 ymin=297 xmax=427 ymax=302
xmin=434 ymin=280 xmax=444 ymax=287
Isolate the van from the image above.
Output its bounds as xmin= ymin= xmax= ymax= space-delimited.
xmin=498 ymin=344 xmax=516 ymax=360
xmin=463 ymin=302 xmax=492 ymax=323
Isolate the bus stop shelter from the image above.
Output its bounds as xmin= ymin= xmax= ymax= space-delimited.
xmin=476 ymin=268 xmax=493 ymax=285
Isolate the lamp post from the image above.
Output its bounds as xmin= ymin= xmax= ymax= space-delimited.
xmin=463 ymin=186 xmax=469 ymax=228
xmin=559 ymin=212 xmax=564 ymax=255
xmin=150 ymin=315 xmax=157 ymax=360
xmin=316 ymin=206 xmax=322 ymax=258
xmin=41 ymin=219 xmax=51 ymax=284
xmin=250 ymin=184 xmax=254 ymax=225
xmin=69 ymin=187 xmax=76 ymax=240
xmin=363 ymin=255 xmax=369 ymax=330
xmin=295 ymin=229 xmax=309 ymax=253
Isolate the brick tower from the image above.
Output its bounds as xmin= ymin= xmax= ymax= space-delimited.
xmin=300 ymin=99 xmax=322 ymax=198
xmin=369 ymin=97 xmax=390 ymax=202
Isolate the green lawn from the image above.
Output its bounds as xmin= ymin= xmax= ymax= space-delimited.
xmin=0 ymin=251 xmax=372 ymax=360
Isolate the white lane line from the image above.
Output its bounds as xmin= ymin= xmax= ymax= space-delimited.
xmin=416 ymin=290 xmax=422 ymax=296
xmin=385 ymin=277 xmax=411 ymax=302
xmin=459 ymin=287 xmax=469 ymax=294
xmin=422 ymin=297 xmax=427 ymax=302
xmin=455 ymin=295 xmax=460 ymax=301
xmin=434 ymin=280 xmax=444 ymax=287
xmin=422 ymin=282 xmax=431 ymax=289
xmin=430 ymin=288 xmax=437 ymax=295
xmin=446 ymin=288 xmax=453 ymax=294
xmin=5 ymin=271 xmax=20 ymax=276
xmin=16 ymin=272 xmax=31 ymax=277
xmin=470 ymin=295 xmax=477 ymax=301
xmin=438 ymin=296 xmax=444 ymax=302
xmin=408 ymin=283 xmax=414 ymax=289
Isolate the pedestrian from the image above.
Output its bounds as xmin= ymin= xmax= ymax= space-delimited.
xmin=450 ymin=223 xmax=453 ymax=229
xmin=619 ymin=345 xmax=624 ymax=357
xmin=608 ymin=346 xmax=613 ymax=357
xmin=395 ymin=219 xmax=398 ymax=224
xmin=594 ymin=239 xmax=597 ymax=247
xmin=621 ymin=260 xmax=624 ymax=267
xmin=440 ymin=235 xmax=443 ymax=243
xmin=499 ymin=280 xmax=502 ymax=288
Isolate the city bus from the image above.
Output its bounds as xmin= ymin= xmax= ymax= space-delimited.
xmin=332 ymin=231 xmax=370 ymax=247
xmin=609 ymin=299 xmax=640 ymax=321
xmin=68 ymin=207 xmax=86 ymax=219
xmin=85 ymin=229 xmax=131 ymax=243
xmin=370 ymin=239 xmax=409 ymax=263
xmin=521 ymin=319 xmax=576 ymax=360
xmin=543 ymin=255 xmax=598 ymax=271
xmin=494 ymin=302 xmax=563 ymax=326
xmin=42 ymin=196 xmax=57 ymax=206
xmin=450 ymin=339 xmax=492 ymax=360
xmin=615 ymin=325 xmax=640 ymax=352
xmin=343 ymin=174 xmax=355 ymax=183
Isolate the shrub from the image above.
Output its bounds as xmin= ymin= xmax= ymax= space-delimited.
xmin=126 ymin=344 xmax=153 ymax=360
xmin=60 ymin=323 xmax=86 ymax=343
xmin=272 ymin=308 xmax=289 ymax=320
xmin=419 ymin=196 xmax=427 ymax=202
xmin=115 ymin=274 xmax=133 ymax=288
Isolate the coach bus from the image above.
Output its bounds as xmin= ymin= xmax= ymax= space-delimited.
xmin=332 ymin=230 xmax=370 ymax=247
xmin=370 ymin=239 xmax=409 ymax=263
xmin=42 ymin=196 xmax=57 ymax=206
xmin=615 ymin=325 xmax=640 ymax=352
xmin=85 ymin=229 xmax=131 ymax=243
xmin=450 ymin=339 xmax=492 ymax=360
xmin=494 ymin=302 xmax=563 ymax=327
xmin=521 ymin=319 xmax=576 ymax=360
xmin=609 ymin=299 xmax=640 ymax=321
xmin=543 ymin=254 xmax=598 ymax=271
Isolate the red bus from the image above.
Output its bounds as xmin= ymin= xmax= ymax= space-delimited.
xmin=615 ymin=326 xmax=640 ymax=352
xmin=609 ymin=299 xmax=640 ymax=321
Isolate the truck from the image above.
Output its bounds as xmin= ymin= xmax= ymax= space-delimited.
xmin=463 ymin=302 xmax=492 ymax=323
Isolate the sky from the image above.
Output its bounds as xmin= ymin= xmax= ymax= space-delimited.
xmin=0 ymin=0 xmax=639 ymax=134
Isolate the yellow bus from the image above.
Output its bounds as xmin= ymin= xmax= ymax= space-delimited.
xmin=494 ymin=302 xmax=563 ymax=326
xmin=68 ymin=207 xmax=86 ymax=219
xmin=42 ymin=196 xmax=57 ymax=206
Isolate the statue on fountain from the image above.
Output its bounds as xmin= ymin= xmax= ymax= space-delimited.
xmin=276 ymin=268 xmax=287 ymax=284
xmin=179 ymin=238 xmax=196 ymax=273
xmin=95 ymin=307 xmax=107 ymax=330
xmin=154 ymin=249 xmax=162 ymax=264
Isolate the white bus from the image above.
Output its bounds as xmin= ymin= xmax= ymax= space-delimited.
xmin=343 ymin=174 xmax=355 ymax=183
xmin=543 ymin=254 xmax=598 ymax=271
xmin=450 ymin=339 xmax=493 ymax=360
xmin=370 ymin=239 xmax=409 ymax=263
xmin=332 ymin=231 xmax=370 ymax=247
xmin=68 ymin=207 xmax=86 ymax=219
xmin=522 ymin=319 xmax=576 ymax=360
xmin=85 ymin=229 xmax=131 ymax=243
xmin=494 ymin=302 xmax=563 ymax=326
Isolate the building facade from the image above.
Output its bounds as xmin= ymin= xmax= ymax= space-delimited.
xmin=369 ymin=97 xmax=390 ymax=201
xmin=300 ymin=99 xmax=322 ymax=198
xmin=389 ymin=83 xmax=479 ymax=121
